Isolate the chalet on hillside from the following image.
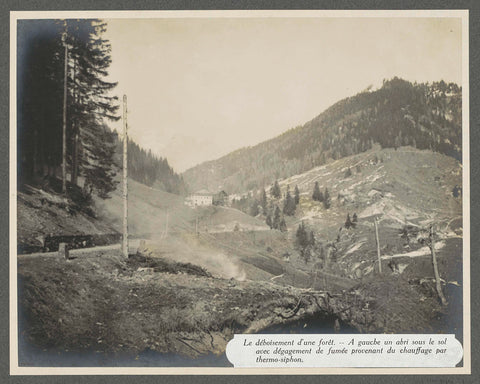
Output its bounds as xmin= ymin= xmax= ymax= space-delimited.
xmin=185 ymin=190 xmax=213 ymax=207
xmin=213 ymin=190 xmax=229 ymax=206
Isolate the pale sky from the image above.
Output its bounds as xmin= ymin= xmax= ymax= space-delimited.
xmin=103 ymin=16 xmax=462 ymax=172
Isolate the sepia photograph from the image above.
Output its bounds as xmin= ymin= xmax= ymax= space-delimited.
xmin=10 ymin=10 xmax=469 ymax=374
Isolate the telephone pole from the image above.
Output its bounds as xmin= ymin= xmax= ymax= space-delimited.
xmin=431 ymin=223 xmax=447 ymax=306
xmin=374 ymin=217 xmax=382 ymax=274
xmin=165 ymin=208 xmax=169 ymax=238
xmin=122 ymin=95 xmax=129 ymax=258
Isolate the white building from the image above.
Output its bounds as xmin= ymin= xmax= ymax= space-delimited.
xmin=185 ymin=190 xmax=213 ymax=207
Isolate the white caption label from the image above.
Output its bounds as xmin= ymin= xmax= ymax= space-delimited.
xmin=226 ymin=334 xmax=463 ymax=368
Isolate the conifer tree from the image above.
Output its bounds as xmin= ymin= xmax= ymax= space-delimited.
xmin=261 ymin=188 xmax=267 ymax=212
xmin=323 ymin=188 xmax=331 ymax=209
xmin=65 ymin=20 xmax=119 ymax=196
xmin=125 ymin=139 xmax=186 ymax=194
xmin=271 ymin=180 xmax=281 ymax=199
xmin=296 ymin=222 xmax=314 ymax=263
xmin=296 ymin=222 xmax=308 ymax=249
xmin=312 ymin=181 xmax=323 ymax=201
xmin=250 ymin=199 xmax=260 ymax=217
xmin=294 ymin=185 xmax=300 ymax=205
xmin=18 ymin=19 xmax=119 ymax=200
xmin=345 ymin=213 xmax=353 ymax=229
xmin=352 ymin=212 xmax=358 ymax=227
xmin=283 ymin=189 xmax=296 ymax=216
xmin=273 ymin=206 xmax=282 ymax=229
xmin=18 ymin=20 xmax=65 ymax=184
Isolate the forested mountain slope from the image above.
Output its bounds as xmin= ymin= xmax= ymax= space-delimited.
xmin=114 ymin=137 xmax=188 ymax=195
xmin=183 ymin=78 xmax=461 ymax=194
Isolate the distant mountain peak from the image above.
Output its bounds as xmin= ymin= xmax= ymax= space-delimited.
xmin=183 ymin=77 xmax=461 ymax=195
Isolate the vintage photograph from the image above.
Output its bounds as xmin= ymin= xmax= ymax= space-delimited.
xmin=11 ymin=10 xmax=469 ymax=372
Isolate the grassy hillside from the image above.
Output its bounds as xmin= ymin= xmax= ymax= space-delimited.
xmin=183 ymin=78 xmax=461 ymax=194
xmin=17 ymin=175 xmax=270 ymax=253
xmin=95 ymin=178 xmax=269 ymax=236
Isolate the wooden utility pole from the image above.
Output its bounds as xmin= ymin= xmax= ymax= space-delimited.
xmin=165 ymin=208 xmax=169 ymax=238
xmin=61 ymin=25 xmax=68 ymax=195
xmin=374 ymin=217 xmax=382 ymax=274
xmin=431 ymin=223 xmax=448 ymax=306
xmin=122 ymin=95 xmax=129 ymax=258
xmin=323 ymin=248 xmax=328 ymax=291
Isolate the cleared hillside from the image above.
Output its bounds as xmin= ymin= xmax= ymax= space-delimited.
xmin=17 ymin=175 xmax=270 ymax=253
xmin=95 ymin=178 xmax=269 ymax=236
xmin=94 ymin=178 xmax=194 ymax=236
xmin=254 ymin=147 xmax=462 ymax=279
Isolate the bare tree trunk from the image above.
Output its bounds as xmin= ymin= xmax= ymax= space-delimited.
xmin=62 ymin=35 xmax=68 ymax=195
xmin=71 ymin=59 xmax=78 ymax=186
xmin=431 ymin=224 xmax=448 ymax=306
xmin=374 ymin=217 xmax=382 ymax=274
xmin=71 ymin=130 xmax=78 ymax=185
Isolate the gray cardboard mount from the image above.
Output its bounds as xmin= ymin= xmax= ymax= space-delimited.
xmin=2 ymin=0 xmax=479 ymax=383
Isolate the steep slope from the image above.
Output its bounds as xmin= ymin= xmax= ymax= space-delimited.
xmin=183 ymin=78 xmax=461 ymax=194
xmin=17 ymin=175 xmax=269 ymax=254
xmin=262 ymin=146 xmax=462 ymax=282
xmin=95 ymin=178 xmax=269 ymax=237
xmin=94 ymin=178 xmax=194 ymax=236
xmin=17 ymin=185 xmax=116 ymax=253
xmin=114 ymin=138 xmax=188 ymax=195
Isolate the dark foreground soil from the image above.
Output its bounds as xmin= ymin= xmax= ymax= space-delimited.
xmin=17 ymin=243 xmax=456 ymax=367
xmin=18 ymin=250 xmax=339 ymax=365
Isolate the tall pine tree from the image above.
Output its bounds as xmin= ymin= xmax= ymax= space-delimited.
xmin=17 ymin=19 xmax=119 ymax=200
xmin=271 ymin=180 xmax=281 ymax=199
xmin=18 ymin=20 xmax=65 ymax=184
xmin=283 ymin=189 xmax=296 ymax=216
xmin=323 ymin=187 xmax=331 ymax=209
xmin=312 ymin=181 xmax=323 ymax=202
xmin=261 ymin=188 xmax=267 ymax=213
xmin=66 ymin=20 xmax=119 ymax=197
xmin=273 ymin=206 xmax=282 ymax=229
xmin=294 ymin=185 xmax=300 ymax=205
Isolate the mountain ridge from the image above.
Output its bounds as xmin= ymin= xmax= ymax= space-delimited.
xmin=182 ymin=77 xmax=461 ymax=194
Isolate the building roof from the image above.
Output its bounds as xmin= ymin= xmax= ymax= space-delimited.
xmin=192 ymin=189 xmax=212 ymax=196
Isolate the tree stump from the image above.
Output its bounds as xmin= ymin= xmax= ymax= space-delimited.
xmin=58 ymin=243 xmax=69 ymax=260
